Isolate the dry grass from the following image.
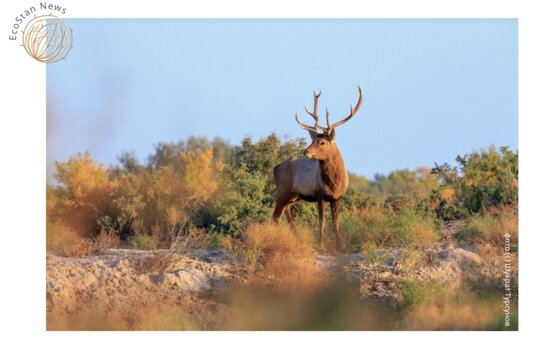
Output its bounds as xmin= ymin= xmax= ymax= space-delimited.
xmin=485 ymin=206 xmax=518 ymax=245
xmin=90 ymin=229 xmax=120 ymax=254
xmin=341 ymin=207 xmax=440 ymax=251
xmin=395 ymin=249 xmax=426 ymax=277
xmin=402 ymin=291 xmax=517 ymax=330
xmin=210 ymin=231 xmax=240 ymax=252
xmin=407 ymin=219 xmax=439 ymax=245
xmin=47 ymin=221 xmax=91 ymax=257
xmin=454 ymin=206 xmax=518 ymax=246
xmin=47 ymin=220 xmax=121 ymax=257
xmin=242 ymin=222 xmax=320 ymax=288
xmin=47 ymin=295 xmax=197 ymax=330
xmin=171 ymin=226 xmax=211 ymax=253
xmin=134 ymin=251 xmax=178 ymax=275
xmin=47 ymin=278 xmax=516 ymax=331
xmin=47 ymin=276 xmax=393 ymax=331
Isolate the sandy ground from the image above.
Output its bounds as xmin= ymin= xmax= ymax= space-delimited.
xmin=47 ymin=242 xmax=507 ymax=320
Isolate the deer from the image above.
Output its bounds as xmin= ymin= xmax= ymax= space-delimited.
xmin=272 ymin=85 xmax=363 ymax=251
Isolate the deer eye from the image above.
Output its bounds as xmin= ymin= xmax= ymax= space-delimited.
xmin=320 ymin=140 xmax=326 ymax=145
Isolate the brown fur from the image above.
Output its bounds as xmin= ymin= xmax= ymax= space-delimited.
xmin=273 ymin=135 xmax=348 ymax=250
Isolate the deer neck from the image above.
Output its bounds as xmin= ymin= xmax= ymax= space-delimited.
xmin=319 ymin=147 xmax=348 ymax=198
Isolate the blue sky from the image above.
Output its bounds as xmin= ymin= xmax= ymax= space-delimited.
xmin=47 ymin=19 xmax=517 ymax=178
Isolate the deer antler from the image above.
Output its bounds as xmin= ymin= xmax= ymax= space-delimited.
xmin=296 ymin=85 xmax=363 ymax=135
xmin=325 ymin=85 xmax=363 ymax=133
xmin=295 ymin=89 xmax=324 ymax=135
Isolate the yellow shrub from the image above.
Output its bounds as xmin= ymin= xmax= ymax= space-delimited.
xmin=408 ymin=221 xmax=439 ymax=245
xmin=179 ymin=149 xmax=223 ymax=204
xmin=243 ymin=222 xmax=319 ymax=287
xmin=49 ymin=152 xmax=115 ymax=237
xmin=439 ymin=187 xmax=455 ymax=201
xmin=47 ymin=221 xmax=90 ymax=257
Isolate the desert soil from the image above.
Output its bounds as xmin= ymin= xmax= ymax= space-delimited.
xmin=47 ymin=238 xmax=507 ymax=324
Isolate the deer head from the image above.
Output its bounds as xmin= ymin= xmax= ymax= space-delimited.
xmin=295 ymin=85 xmax=363 ymax=160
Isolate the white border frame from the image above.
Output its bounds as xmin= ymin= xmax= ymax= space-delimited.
xmin=1 ymin=0 xmax=537 ymax=342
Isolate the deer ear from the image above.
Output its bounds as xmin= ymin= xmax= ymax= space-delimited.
xmin=309 ymin=131 xmax=318 ymax=140
xmin=328 ymin=129 xmax=336 ymax=142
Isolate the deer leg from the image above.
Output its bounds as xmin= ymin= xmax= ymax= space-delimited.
xmin=330 ymin=200 xmax=343 ymax=251
xmin=285 ymin=205 xmax=294 ymax=226
xmin=272 ymin=201 xmax=287 ymax=224
xmin=273 ymin=195 xmax=298 ymax=225
xmin=318 ymin=200 xmax=326 ymax=249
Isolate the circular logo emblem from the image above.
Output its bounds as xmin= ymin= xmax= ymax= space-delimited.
xmin=22 ymin=14 xmax=73 ymax=63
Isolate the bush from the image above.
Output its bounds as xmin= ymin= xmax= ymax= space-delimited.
xmin=390 ymin=209 xmax=441 ymax=246
xmin=342 ymin=188 xmax=383 ymax=210
xmin=90 ymin=229 xmax=120 ymax=254
xmin=453 ymin=206 xmax=518 ymax=246
xmin=46 ymin=138 xmax=517 ymax=257
xmin=432 ymin=146 xmax=517 ymax=219
xmin=47 ymin=220 xmax=91 ymax=257
xmin=242 ymin=222 xmax=317 ymax=287
xmin=213 ymin=167 xmax=272 ymax=236
xmin=340 ymin=206 xmax=441 ymax=252
xmin=48 ymin=153 xmax=115 ymax=237
xmin=401 ymin=280 xmax=442 ymax=311
xmin=129 ymin=233 xmax=157 ymax=250
xmin=170 ymin=227 xmax=211 ymax=253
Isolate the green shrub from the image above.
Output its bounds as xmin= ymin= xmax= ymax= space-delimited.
xmin=342 ymin=188 xmax=383 ymax=210
xmin=432 ymin=146 xmax=517 ymax=219
xmin=129 ymin=233 xmax=157 ymax=250
xmin=401 ymin=280 xmax=442 ymax=311
xmin=214 ymin=167 xmax=272 ymax=236
xmin=340 ymin=206 xmax=441 ymax=252
xmin=390 ymin=209 xmax=442 ymax=246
